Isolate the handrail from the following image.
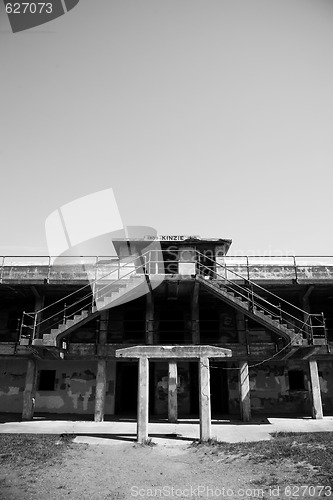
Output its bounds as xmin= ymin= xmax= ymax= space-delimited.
xmin=195 ymin=251 xmax=310 ymax=316
xmin=36 ymin=266 xmax=138 ymax=335
xmin=194 ymin=255 xmax=325 ymax=341
xmin=20 ymin=251 xmax=151 ymax=341
xmin=32 ymin=252 xmax=147 ymax=317
xmin=18 ymin=249 xmax=327 ymax=346
xmin=197 ymin=262 xmax=309 ymax=336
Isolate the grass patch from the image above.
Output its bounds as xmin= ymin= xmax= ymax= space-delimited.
xmin=136 ymin=437 xmax=156 ymax=447
xmin=0 ymin=434 xmax=76 ymax=468
xmin=191 ymin=432 xmax=333 ymax=486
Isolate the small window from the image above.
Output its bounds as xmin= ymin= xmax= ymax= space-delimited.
xmin=288 ymin=370 xmax=305 ymax=391
xmin=38 ymin=370 xmax=56 ymax=391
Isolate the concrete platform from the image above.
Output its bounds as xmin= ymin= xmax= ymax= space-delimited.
xmin=0 ymin=416 xmax=332 ymax=443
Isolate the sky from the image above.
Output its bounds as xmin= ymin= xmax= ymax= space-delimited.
xmin=1 ymin=0 xmax=333 ymax=256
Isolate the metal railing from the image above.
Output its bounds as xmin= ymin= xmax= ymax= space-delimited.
xmin=194 ymin=251 xmax=327 ymax=344
xmin=3 ymin=254 xmax=333 ymax=283
xmin=143 ymin=250 xmax=327 ymax=344
xmin=19 ymin=252 xmax=149 ymax=343
xmin=17 ymin=249 xmax=327 ymax=347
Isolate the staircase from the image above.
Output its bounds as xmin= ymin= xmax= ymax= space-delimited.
xmin=19 ymin=254 xmax=149 ymax=348
xmin=196 ymin=252 xmax=327 ymax=347
xmin=19 ymin=249 xmax=328 ymax=349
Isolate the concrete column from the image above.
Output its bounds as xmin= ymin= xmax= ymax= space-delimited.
xmin=99 ymin=310 xmax=109 ymax=345
xmin=199 ymin=356 xmax=211 ymax=441
xmin=308 ymin=360 xmax=323 ymax=419
xmin=236 ymin=312 xmax=246 ymax=344
xmin=137 ymin=357 xmax=149 ymax=442
xmin=302 ymin=286 xmax=314 ymax=341
xmin=168 ymin=361 xmax=178 ymax=423
xmin=239 ymin=361 xmax=251 ymax=422
xmin=191 ymin=282 xmax=200 ymax=344
xmin=94 ymin=359 xmax=107 ymax=422
xmin=22 ymin=359 xmax=37 ymax=420
xmin=146 ymin=293 xmax=154 ymax=345
xmin=34 ymin=293 xmax=44 ymax=339
xmin=108 ymin=360 xmax=116 ymax=415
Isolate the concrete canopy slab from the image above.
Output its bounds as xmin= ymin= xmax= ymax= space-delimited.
xmin=115 ymin=345 xmax=232 ymax=359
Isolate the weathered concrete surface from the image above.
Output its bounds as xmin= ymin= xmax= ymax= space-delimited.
xmin=199 ymin=356 xmax=211 ymax=441
xmin=309 ymin=359 xmax=324 ymax=419
xmin=22 ymin=359 xmax=37 ymax=420
xmin=168 ymin=361 xmax=177 ymax=423
xmin=116 ymin=345 xmax=232 ymax=359
xmin=239 ymin=361 xmax=251 ymax=422
xmin=137 ymin=357 xmax=149 ymax=442
xmin=1 ymin=416 xmax=333 ymax=443
xmin=3 ymin=260 xmax=333 ymax=284
xmin=94 ymin=359 xmax=107 ymax=422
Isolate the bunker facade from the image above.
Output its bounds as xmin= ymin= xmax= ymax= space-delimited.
xmin=0 ymin=236 xmax=332 ymax=427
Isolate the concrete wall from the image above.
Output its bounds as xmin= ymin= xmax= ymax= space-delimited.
xmin=228 ymin=361 xmax=316 ymax=416
xmin=0 ymin=360 xmax=117 ymax=416
xmin=0 ymin=359 xmax=26 ymax=412
xmin=318 ymin=360 xmax=333 ymax=414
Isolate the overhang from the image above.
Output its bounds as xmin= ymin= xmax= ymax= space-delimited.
xmin=115 ymin=345 xmax=232 ymax=359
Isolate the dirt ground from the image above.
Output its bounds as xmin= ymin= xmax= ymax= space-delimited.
xmin=1 ymin=435 xmax=329 ymax=500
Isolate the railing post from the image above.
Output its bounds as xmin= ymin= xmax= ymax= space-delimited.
xmin=321 ymin=312 xmax=328 ymax=344
xmin=278 ymin=303 xmax=282 ymax=324
xmin=47 ymin=256 xmax=51 ymax=283
xmin=248 ymin=284 xmax=254 ymax=313
xmin=307 ymin=314 xmax=313 ymax=344
xmin=0 ymin=256 xmax=4 ymax=284
xmin=293 ymin=256 xmax=298 ymax=283
xmin=16 ymin=317 xmax=21 ymax=341
xmin=63 ymin=303 xmax=67 ymax=324
xmin=19 ymin=311 xmax=25 ymax=342
xmin=95 ymin=257 xmax=98 ymax=284
xmin=246 ymin=256 xmax=250 ymax=281
xmin=92 ymin=281 xmax=96 ymax=308
xmin=32 ymin=312 xmax=38 ymax=341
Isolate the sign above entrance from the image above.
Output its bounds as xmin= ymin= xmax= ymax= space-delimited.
xmin=144 ymin=235 xmax=201 ymax=241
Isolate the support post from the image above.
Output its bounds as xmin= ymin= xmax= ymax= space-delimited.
xmin=146 ymin=293 xmax=154 ymax=345
xmin=94 ymin=359 xmax=107 ymax=422
xmin=22 ymin=358 xmax=37 ymax=420
xmin=137 ymin=357 xmax=149 ymax=442
xmin=108 ymin=360 xmax=116 ymax=415
xmin=302 ymin=286 xmax=314 ymax=341
xmin=168 ymin=361 xmax=178 ymax=423
xmin=99 ymin=310 xmax=109 ymax=345
xmin=33 ymin=292 xmax=44 ymax=339
xmin=236 ymin=312 xmax=246 ymax=344
xmin=308 ymin=359 xmax=323 ymax=419
xmin=199 ymin=356 xmax=211 ymax=441
xmin=239 ymin=361 xmax=251 ymax=422
xmin=94 ymin=311 xmax=108 ymax=422
xmin=191 ymin=281 xmax=200 ymax=344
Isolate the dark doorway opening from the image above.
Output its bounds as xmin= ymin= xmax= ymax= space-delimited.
xmin=190 ymin=362 xmax=199 ymax=415
xmin=115 ymin=362 xmax=138 ymax=415
xmin=210 ymin=362 xmax=229 ymax=416
xmin=115 ymin=361 xmax=155 ymax=417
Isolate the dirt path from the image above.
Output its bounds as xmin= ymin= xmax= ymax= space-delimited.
xmin=0 ymin=438 xmax=326 ymax=500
